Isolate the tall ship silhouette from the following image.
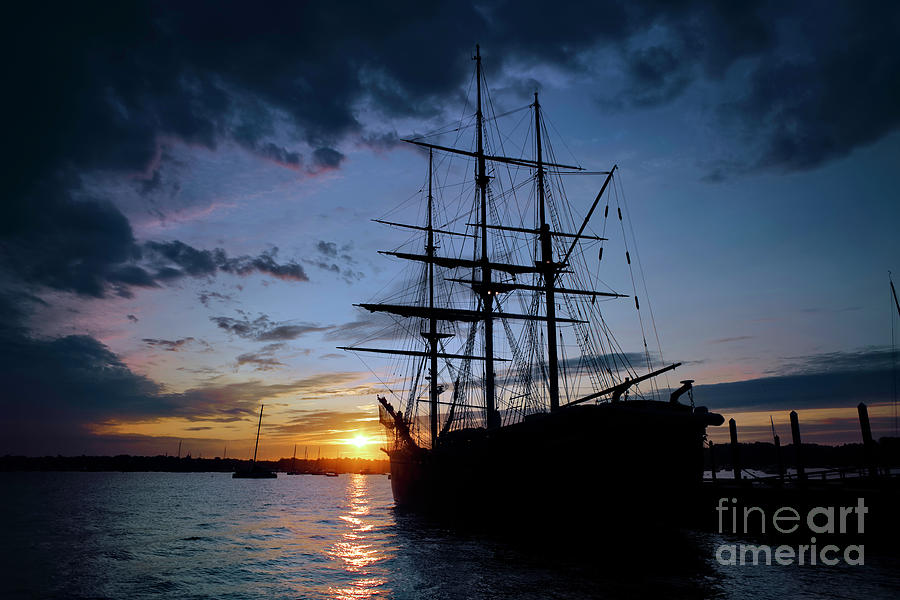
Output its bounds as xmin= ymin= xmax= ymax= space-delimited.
xmin=342 ymin=47 xmax=723 ymax=522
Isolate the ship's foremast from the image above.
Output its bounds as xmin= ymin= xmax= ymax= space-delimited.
xmin=424 ymin=149 xmax=451 ymax=445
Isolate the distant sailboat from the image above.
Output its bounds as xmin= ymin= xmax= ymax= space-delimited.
xmin=233 ymin=405 xmax=277 ymax=479
xmin=311 ymin=446 xmax=325 ymax=475
xmin=287 ymin=444 xmax=300 ymax=475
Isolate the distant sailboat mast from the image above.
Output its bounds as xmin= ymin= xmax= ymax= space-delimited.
xmin=252 ymin=404 xmax=264 ymax=463
xmin=891 ymin=273 xmax=899 ymax=436
xmin=232 ymin=404 xmax=276 ymax=478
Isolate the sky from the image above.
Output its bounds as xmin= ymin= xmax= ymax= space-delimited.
xmin=2 ymin=1 xmax=899 ymax=460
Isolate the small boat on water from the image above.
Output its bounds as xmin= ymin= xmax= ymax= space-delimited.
xmin=233 ymin=405 xmax=277 ymax=479
xmin=324 ymin=471 xmax=339 ymax=477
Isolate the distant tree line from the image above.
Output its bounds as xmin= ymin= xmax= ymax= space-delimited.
xmin=4 ymin=439 xmax=897 ymax=473
xmin=0 ymin=454 xmax=390 ymax=473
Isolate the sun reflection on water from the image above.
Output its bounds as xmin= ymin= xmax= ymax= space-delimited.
xmin=326 ymin=475 xmax=390 ymax=599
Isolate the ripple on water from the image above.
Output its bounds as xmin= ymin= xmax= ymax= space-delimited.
xmin=3 ymin=472 xmax=900 ymax=600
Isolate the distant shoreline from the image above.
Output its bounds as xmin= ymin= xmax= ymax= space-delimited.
xmin=3 ymin=439 xmax=899 ymax=473
xmin=0 ymin=454 xmax=390 ymax=474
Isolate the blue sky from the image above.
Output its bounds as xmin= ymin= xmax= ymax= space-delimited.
xmin=2 ymin=1 xmax=898 ymax=458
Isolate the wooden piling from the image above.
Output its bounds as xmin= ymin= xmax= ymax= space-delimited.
xmin=774 ymin=433 xmax=784 ymax=483
xmin=790 ymin=410 xmax=805 ymax=482
xmin=709 ymin=441 xmax=717 ymax=482
xmin=729 ymin=418 xmax=741 ymax=481
xmin=858 ymin=402 xmax=878 ymax=477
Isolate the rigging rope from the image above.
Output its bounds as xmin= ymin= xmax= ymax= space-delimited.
xmin=349 ymin=67 xmax=678 ymax=434
xmin=615 ymin=173 xmax=670 ymax=394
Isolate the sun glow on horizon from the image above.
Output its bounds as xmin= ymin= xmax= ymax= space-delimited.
xmin=350 ymin=433 xmax=372 ymax=448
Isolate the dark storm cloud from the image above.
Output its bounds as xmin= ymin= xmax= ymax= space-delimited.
xmin=5 ymin=1 xmax=896 ymax=202
xmin=0 ymin=296 xmax=370 ymax=453
xmin=316 ymin=241 xmax=338 ymax=258
xmin=709 ymin=336 xmax=754 ymax=344
xmin=312 ymin=147 xmax=345 ymax=170
xmin=260 ymin=143 xmax=302 ymax=168
xmin=556 ymin=352 xmax=649 ymax=376
xmin=730 ymin=4 xmax=900 ymax=173
xmin=324 ymin=312 xmax=405 ymax=343
xmin=0 ymin=180 xmax=145 ymax=298
xmin=145 ymin=241 xmax=308 ymax=284
xmin=257 ymin=326 xmax=326 ymax=342
xmin=360 ymin=131 xmax=402 ymax=151
xmin=306 ymin=259 xmax=365 ymax=283
xmin=1 ymin=331 xmax=169 ymax=429
xmin=4 ymin=2 xmax=897 ymax=301
xmin=770 ymin=347 xmax=897 ymax=378
xmin=309 ymin=241 xmax=362 ymax=282
xmin=235 ymin=342 xmax=286 ymax=372
xmin=17 ymin=235 xmax=305 ymax=298
xmin=211 ymin=314 xmax=332 ymax=341
xmin=235 ymin=353 xmax=284 ymax=372
xmin=587 ymin=2 xmax=900 ymax=175
xmin=616 ymin=45 xmax=693 ymax=108
xmin=694 ymin=347 xmax=897 ymax=412
xmin=142 ymin=337 xmax=197 ymax=352
xmin=0 ymin=177 xmax=307 ymax=298
xmin=493 ymin=351 xmax=652 ymax=390
xmin=198 ymin=290 xmax=234 ymax=308
xmin=139 ymin=169 xmax=164 ymax=195
xmin=145 ymin=241 xmax=218 ymax=277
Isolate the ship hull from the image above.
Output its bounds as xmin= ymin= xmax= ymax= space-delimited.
xmin=386 ymin=401 xmax=720 ymax=529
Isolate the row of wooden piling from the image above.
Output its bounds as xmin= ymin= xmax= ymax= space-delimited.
xmin=712 ymin=402 xmax=880 ymax=483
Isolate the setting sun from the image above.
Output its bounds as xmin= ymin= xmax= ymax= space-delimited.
xmin=350 ymin=434 xmax=368 ymax=448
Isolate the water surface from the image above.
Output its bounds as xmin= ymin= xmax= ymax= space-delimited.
xmin=2 ymin=472 xmax=898 ymax=599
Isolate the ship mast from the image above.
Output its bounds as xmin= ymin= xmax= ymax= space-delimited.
xmin=534 ymin=93 xmax=560 ymax=411
xmin=424 ymin=149 xmax=444 ymax=446
xmin=475 ymin=45 xmax=498 ymax=428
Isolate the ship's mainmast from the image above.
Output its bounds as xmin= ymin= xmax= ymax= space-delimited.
xmin=475 ymin=45 xmax=499 ymax=429
xmin=534 ymin=93 xmax=560 ymax=412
